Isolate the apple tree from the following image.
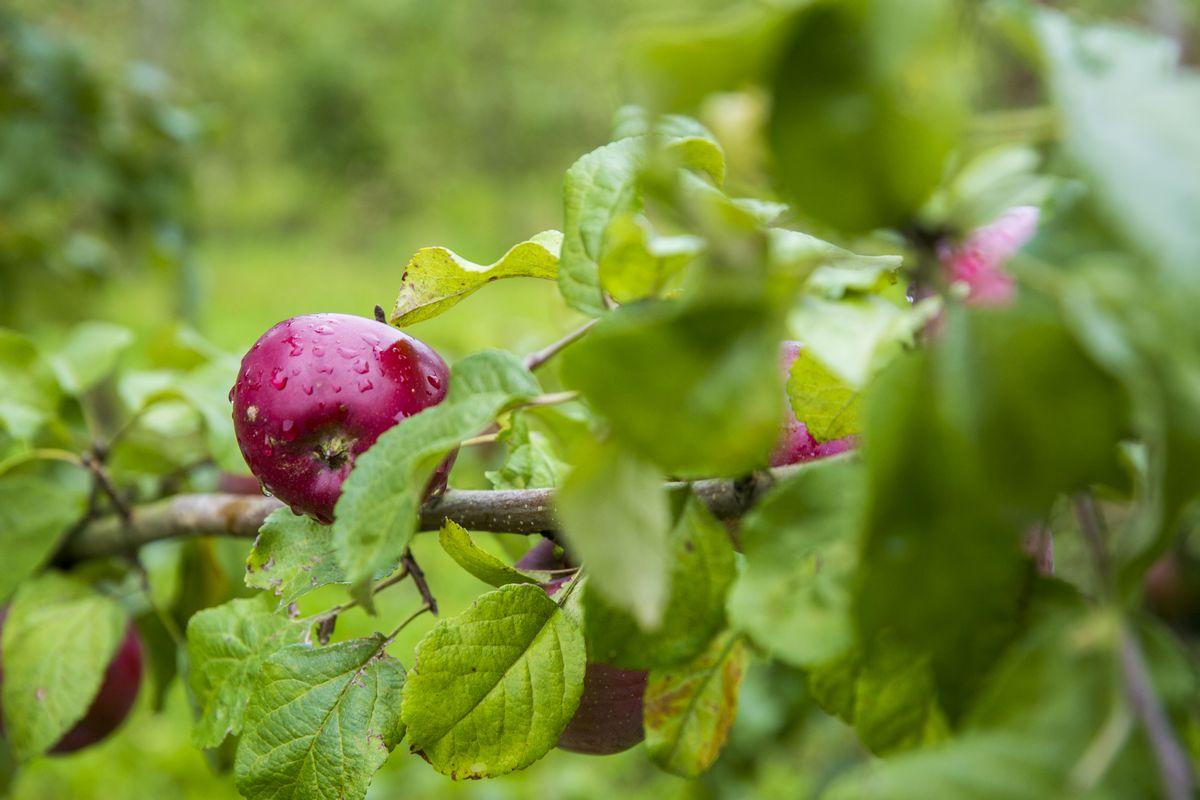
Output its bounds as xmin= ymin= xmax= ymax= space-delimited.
xmin=2 ymin=2 xmax=1199 ymax=799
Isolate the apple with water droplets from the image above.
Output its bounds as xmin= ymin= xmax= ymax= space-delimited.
xmin=230 ymin=313 xmax=452 ymax=523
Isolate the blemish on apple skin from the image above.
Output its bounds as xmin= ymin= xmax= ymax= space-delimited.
xmin=246 ymin=406 xmax=259 ymax=422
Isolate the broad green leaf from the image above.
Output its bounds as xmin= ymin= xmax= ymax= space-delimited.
xmin=584 ymin=493 xmax=735 ymax=669
xmin=234 ymin=636 xmax=406 ymax=800
xmin=0 ymin=329 xmax=61 ymax=441
xmin=186 ymin=595 xmax=308 ymax=748
xmin=788 ymin=293 xmax=935 ymax=388
xmin=769 ymin=0 xmax=970 ymax=233
xmin=562 ymin=297 xmax=783 ymax=477
xmin=401 ymin=584 xmax=586 ymax=778
xmin=0 ymin=474 xmax=89 ymax=602
xmin=0 ymin=572 xmax=127 ymax=761
xmin=558 ymin=138 xmax=648 ymax=315
xmin=808 ymin=635 xmax=949 ymax=755
xmin=632 ymin=3 xmax=806 ymax=110
xmin=787 ymin=349 xmax=862 ymax=442
xmin=644 ymin=631 xmax=748 ymax=778
xmin=769 ymin=228 xmax=902 ymax=298
xmin=245 ymin=509 xmax=346 ymax=607
xmin=598 ymin=214 xmax=703 ymax=303
xmin=558 ymin=127 xmax=724 ymax=315
xmin=556 ymin=439 xmax=671 ymax=630
xmin=825 ymin=605 xmax=1180 ymax=799
xmin=728 ymin=457 xmax=862 ymax=667
xmin=485 ymin=412 xmax=570 ymax=490
xmin=178 ymin=358 xmax=244 ymax=473
xmin=437 ymin=520 xmax=547 ymax=588
xmin=1035 ymin=10 xmax=1200 ymax=293
xmin=857 ymin=304 xmax=1127 ymax=714
xmin=390 ymin=230 xmax=562 ymax=326
xmin=49 ymin=320 xmax=134 ymax=394
xmin=333 ymin=351 xmax=540 ymax=608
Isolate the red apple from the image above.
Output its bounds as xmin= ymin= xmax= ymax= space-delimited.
xmin=0 ymin=610 xmax=143 ymax=755
xmin=230 ymin=313 xmax=451 ymax=522
xmin=516 ymin=540 xmax=647 ymax=755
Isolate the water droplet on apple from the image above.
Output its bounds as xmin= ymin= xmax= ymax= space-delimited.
xmin=427 ymin=374 xmax=441 ymax=389
xmin=282 ymin=420 xmax=294 ymax=433
xmin=303 ymin=384 xmax=314 ymax=395
xmin=353 ymin=360 xmax=369 ymax=374
xmin=314 ymin=325 xmax=334 ymax=336
xmin=337 ymin=346 xmax=357 ymax=359
xmin=227 ymin=386 xmax=235 ymax=402
xmin=270 ymin=369 xmax=288 ymax=390
xmin=359 ymin=379 xmax=374 ymax=392
xmin=313 ymin=345 xmax=325 ymax=357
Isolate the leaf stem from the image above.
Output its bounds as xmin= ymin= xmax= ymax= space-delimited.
xmin=523 ymin=319 xmax=599 ymax=372
xmin=307 ymin=568 xmax=411 ymax=626
xmin=401 ymin=549 xmax=438 ymax=616
xmin=0 ymin=448 xmax=83 ymax=477
xmin=384 ymin=604 xmax=433 ymax=644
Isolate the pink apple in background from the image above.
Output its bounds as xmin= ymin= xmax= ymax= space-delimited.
xmin=0 ymin=612 xmax=144 ymax=755
xmin=770 ymin=341 xmax=857 ymax=467
xmin=515 ymin=540 xmax=647 ymax=756
xmin=230 ymin=313 xmax=451 ymax=523
xmin=938 ymin=206 xmax=1040 ymax=307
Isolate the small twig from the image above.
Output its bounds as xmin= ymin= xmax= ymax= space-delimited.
xmin=1119 ymin=627 xmax=1196 ymax=800
xmin=461 ymin=432 xmax=500 ymax=448
xmin=308 ymin=568 xmax=411 ymax=626
xmin=401 ymin=549 xmax=438 ymax=616
xmin=523 ymin=319 xmax=599 ymax=372
xmin=384 ymin=604 xmax=433 ymax=644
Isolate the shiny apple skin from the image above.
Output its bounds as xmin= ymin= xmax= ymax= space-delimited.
xmin=230 ymin=313 xmax=450 ymax=523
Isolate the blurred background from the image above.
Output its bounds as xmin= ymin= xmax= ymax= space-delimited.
xmin=3 ymin=1 xmax=1195 ymax=798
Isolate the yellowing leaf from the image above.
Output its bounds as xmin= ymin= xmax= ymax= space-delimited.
xmin=391 ymin=231 xmax=562 ymax=326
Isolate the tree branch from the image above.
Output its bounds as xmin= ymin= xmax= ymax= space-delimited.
xmin=59 ymin=466 xmax=797 ymax=562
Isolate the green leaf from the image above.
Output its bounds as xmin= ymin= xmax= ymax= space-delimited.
xmin=824 ymin=605 xmax=1160 ymax=799
xmin=0 ymin=572 xmax=127 ymax=761
xmin=556 ymin=439 xmax=671 ymax=630
xmin=1035 ymin=10 xmax=1200 ymax=293
xmin=234 ymin=636 xmax=406 ymax=800
xmin=401 ymin=584 xmax=586 ymax=778
xmin=0 ymin=329 xmax=61 ymax=441
xmin=485 ymin=412 xmax=570 ymax=490
xmin=390 ymin=231 xmax=562 ymax=326
xmin=186 ymin=595 xmax=308 ymax=749
xmin=0 ymin=474 xmax=89 ymax=602
xmin=644 ymin=631 xmax=748 ymax=778
xmin=808 ymin=635 xmax=949 ymax=755
xmin=728 ymin=457 xmax=862 ymax=667
xmin=584 ymin=493 xmax=736 ymax=669
xmin=557 ymin=126 xmax=724 ymax=315
xmin=178 ymin=357 xmax=244 ymax=473
xmin=49 ymin=320 xmax=134 ymax=394
xmin=788 ymin=293 xmax=935 ymax=389
xmin=333 ymin=351 xmax=540 ymax=608
xmin=787 ymin=348 xmax=862 ymax=442
xmin=632 ymin=4 xmax=804 ymax=110
xmin=856 ymin=303 xmax=1127 ymax=714
xmin=769 ymin=229 xmax=902 ymax=299
xmin=245 ymin=509 xmax=346 ymax=607
xmin=598 ymin=214 xmax=704 ymax=304
xmin=562 ymin=297 xmax=783 ymax=477
xmin=437 ymin=520 xmax=548 ymax=588
xmin=769 ymin=0 xmax=970 ymax=233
